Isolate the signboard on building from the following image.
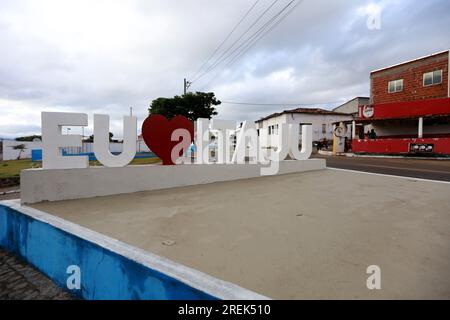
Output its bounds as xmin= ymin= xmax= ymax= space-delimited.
xmin=362 ymin=105 xmax=374 ymax=118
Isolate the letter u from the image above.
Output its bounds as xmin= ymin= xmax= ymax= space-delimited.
xmin=93 ymin=114 xmax=137 ymax=167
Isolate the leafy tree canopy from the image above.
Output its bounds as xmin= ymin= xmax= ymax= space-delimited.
xmin=15 ymin=135 xmax=41 ymax=142
xmin=149 ymin=92 xmax=220 ymax=121
xmin=12 ymin=144 xmax=27 ymax=160
xmin=85 ymin=132 xmax=115 ymax=142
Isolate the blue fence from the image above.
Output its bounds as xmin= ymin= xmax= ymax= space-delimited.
xmin=31 ymin=149 xmax=157 ymax=162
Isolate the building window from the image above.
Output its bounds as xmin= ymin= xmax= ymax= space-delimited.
xmin=322 ymin=124 xmax=326 ymax=134
xmin=268 ymin=125 xmax=276 ymax=135
xmin=423 ymin=70 xmax=442 ymax=86
xmin=388 ymin=79 xmax=403 ymax=93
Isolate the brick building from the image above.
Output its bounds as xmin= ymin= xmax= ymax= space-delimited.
xmin=349 ymin=50 xmax=450 ymax=156
xmin=370 ymin=51 xmax=449 ymax=104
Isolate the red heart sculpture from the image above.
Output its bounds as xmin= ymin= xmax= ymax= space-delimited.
xmin=141 ymin=114 xmax=194 ymax=165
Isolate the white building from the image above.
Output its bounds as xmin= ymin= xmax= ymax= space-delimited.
xmin=255 ymin=107 xmax=353 ymax=148
xmin=1 ymin=140 xmax=43 ymax=160
xmin=333 ymin=97 xmax=369 ymax=116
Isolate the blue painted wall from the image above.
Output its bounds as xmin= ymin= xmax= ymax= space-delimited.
xmin=0 ymin=204 xmax=216 ymax=300
xmin=31 ymin=150 xmax=157 ymax=162
xmin=31 ymin=149 xmax=42 ymax=161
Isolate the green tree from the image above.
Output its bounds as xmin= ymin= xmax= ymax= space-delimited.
xmin=15 ymin=135 xmax=41 ymax=142
xmin=149 ymin=92 xmax=220 ymax=121
xmin=85 ymin=132 xmax=114 ymax=142
xmin=12 ymin=144 xmax=27 ymax=160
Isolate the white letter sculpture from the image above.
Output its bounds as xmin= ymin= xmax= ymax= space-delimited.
xmin=93 ymin=114 xmax=137 ymax=167
xmin=171 ymin=128 xmax=192 ymax=165
xmin=288 ymin=124 xmax=312 ymax=160
xmin=196 ymin=119 xmax=211 ymax=164
xmin=211 ymin=119 xmax=236 ymax=164
xmin=42 ymin=112 xmax=88 ymax=169
xmin=232 ymin=121 xmax=259 ymax=164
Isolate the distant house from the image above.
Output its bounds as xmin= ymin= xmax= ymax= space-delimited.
xmin=137 ymin=134 xmax=151 ymax=152
xmin=255 ymin=107 xmax=353 ymax=149
xmin=333 ymin=97 xmax=369 ymax=116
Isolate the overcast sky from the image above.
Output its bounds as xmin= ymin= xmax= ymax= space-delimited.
xmin=0 ymin=0 xmax=449 ymax=138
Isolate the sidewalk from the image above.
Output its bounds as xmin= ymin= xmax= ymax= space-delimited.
xmin=318 ymin=150 xmax=450 ymax=160
xmin=0 ymin=248 xmax=74 ymax=300
xmin=0 ymin=186 xmax=20 ymax=201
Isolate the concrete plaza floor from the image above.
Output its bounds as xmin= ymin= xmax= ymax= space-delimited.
xmin=32 ymin=169 xmax=450 ymax=299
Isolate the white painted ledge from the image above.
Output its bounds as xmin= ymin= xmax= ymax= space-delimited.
xmin=21 ymin=159 xmax=326 ymax=204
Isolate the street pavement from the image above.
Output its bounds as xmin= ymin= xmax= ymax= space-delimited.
xmin=315 ymin=154 xmax=450 ymax=182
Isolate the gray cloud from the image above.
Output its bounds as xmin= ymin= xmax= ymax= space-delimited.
xmin=0 ymin=0 xmax=449 ymax=138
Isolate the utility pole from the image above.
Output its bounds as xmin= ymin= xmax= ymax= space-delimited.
xmin=130 ymin=107 xmax=133 ymax=116
xmin=184 ymin=78 xmax=191 ymax=95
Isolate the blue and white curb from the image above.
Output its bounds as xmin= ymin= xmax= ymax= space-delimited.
xmin=0 ymin=200 xmax=268 ymax=300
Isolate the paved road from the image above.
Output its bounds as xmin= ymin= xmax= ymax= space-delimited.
xmin=0 ymin=248 xmax=73 ymax=300
xmin=315 ymin=155 xmax=450 ymax=182
xmin=0 ymin=186 xmax=20 ymax=201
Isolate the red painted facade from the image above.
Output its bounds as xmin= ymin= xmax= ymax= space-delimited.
xmin=352 ymin=50 xmax=450 ymax=156
xmin=352 ymin=138 xmax=450 ymax=155
xmin=358 ymin=97 xmax=450 ymax=120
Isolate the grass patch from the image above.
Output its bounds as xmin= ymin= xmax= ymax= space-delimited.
xmin=89 ymin=157 xmax=161 ymax=166
xmin=129 ymin=157 xmax=161 ymax=165
xmin=0 ymin=159 xmax=41 ymax=179
xmin=0 ymin=157 xmax=161 ymax=179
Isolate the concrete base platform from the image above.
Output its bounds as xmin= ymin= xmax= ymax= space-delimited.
xmin=20 ymin=159 xmax=325 ymax=204
xmin=31 ymin=169 xmax=450 ymax=299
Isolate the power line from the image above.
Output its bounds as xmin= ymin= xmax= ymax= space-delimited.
xmin=191 ymin=0 xmax=280 ymax=84
xmin=190 ymin=0 xmax=261 ymax=81
xmin=221 ymin=100 xmax=346 ymax=106
xmin=198 ymin=0 xmax=302 ymax=90
xmin=225 ymin=0 xmax=298 ymax=67
xmin=227 ymin=0 xmax=303 ymax=68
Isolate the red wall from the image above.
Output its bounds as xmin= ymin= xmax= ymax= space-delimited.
xmin=371 ymin=51 xmax=449 ymax=105
xmin=352 ymin=138 xmax=450 ymax=155
xmin=358 ymin=97 xmax=450 ymax=120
